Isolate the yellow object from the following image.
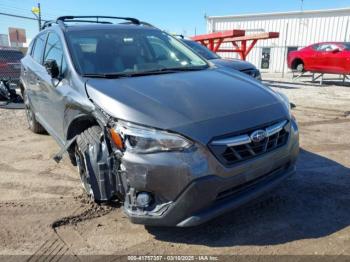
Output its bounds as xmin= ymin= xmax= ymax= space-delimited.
xmin=32 ymin=7 xmax=40 ymax=15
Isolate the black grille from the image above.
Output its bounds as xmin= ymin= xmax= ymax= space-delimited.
xmin=210 ymin=121 xmax=289 ymax=166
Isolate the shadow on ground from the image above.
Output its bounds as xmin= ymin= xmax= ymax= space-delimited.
xmin=303 ymin=80 xmax=350 ymax=87
xmin=263 ymin=78 xmax=350 ymax=89
xmin=263 ymin=79 xmax=326 ymax=89
xmin=146 ymin=149 xmax=350 ymax=247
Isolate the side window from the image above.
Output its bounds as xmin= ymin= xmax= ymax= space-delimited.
xmin=329 ymin=44 xmax=339 ymax=51
xmin=311 ymin=44 xmax=319 ymax=50
xmin=148 ymin=38 xmax=170 ymax=59
xmin=44 ymin=32 xmax=67 ymax=75
xmin=317 ymin=44 xmax=332 ymax=52
xmin=32 ymin=33 xmax=46 ymax=64
xmin=28 ymin=39 xmax=36 ymax=56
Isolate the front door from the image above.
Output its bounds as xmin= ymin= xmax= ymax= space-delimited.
xmin=38 ymin=32 xmax=68 ymax=144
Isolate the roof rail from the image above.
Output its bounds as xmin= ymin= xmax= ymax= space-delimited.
xmin=57 ymin=16 xmax=141 ymax=25
xmin=62 ymin=19 xmax=113 ymax=24
xmin=173 ymin=34 xmax=185 ymax=39
xmin=41 ymin=20 xmax=56 ymax=30
xmin=41 ymin=15 xmax=148 ymax=30
xmin=41 ymin=19 xmax=66 ymax=30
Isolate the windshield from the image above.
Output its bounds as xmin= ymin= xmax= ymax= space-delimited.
xmin=183 ymin=40 xmax=220 ymax=60
xmin=66 ymin=28 xmax=208 ymax=75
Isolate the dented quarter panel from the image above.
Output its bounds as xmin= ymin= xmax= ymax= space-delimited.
xmin=61 ymin=76 xmax=97 ymax=140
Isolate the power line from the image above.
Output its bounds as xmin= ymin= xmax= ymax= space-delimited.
xmin=0 ymin=3 xmax=34 ymax=13
xmin=0 ymin=11 xmax=49 ymax=22
xmin=0 ymin=1 xmax=69 ymax=19
xmin=0 ymin=5 xmax=60 ymax=19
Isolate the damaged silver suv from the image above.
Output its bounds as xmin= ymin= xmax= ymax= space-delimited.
xmin=20 ymin=16 xmax=299 ymax=227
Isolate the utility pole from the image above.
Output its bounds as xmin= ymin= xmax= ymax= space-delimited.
xmin=38 ymin=3 xmax=42 ymax=30
xmin=282 ymin=22 xmax=289 ymax=78
xmin=31 ymin=2 xmax=42 ymax=31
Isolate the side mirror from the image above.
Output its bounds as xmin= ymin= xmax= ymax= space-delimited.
xmin=44 ymin=59 xmax=60 ymax=79
xmin=332 ymin=48 xmax=341 ymax=53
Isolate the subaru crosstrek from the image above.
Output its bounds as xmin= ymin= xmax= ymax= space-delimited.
xmin=20 ymin=16 xmax=299 ymax=227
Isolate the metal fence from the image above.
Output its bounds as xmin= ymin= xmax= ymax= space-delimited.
xmin=0 ymin=46 xmax=25 ymax=86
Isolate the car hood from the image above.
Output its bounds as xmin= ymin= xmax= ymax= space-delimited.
xmin=210 ymin=58 xmax=256 ymax=71
xmin=86 ymin=68 xmax=289 ymax=144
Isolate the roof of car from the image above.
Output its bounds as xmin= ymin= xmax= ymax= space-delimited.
xmin=63 ymin=23 xmax=155 ymax=32
xmin=41 ymin=16 xmax=157 ymax=32
xmin=311 ymin=42 xmax=350 ymax=46
xmin=0 ymin=46 xmax=22 ymax=52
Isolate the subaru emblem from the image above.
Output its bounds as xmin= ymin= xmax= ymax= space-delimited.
xmin=250 ymin=130 xmax=267 ymax=143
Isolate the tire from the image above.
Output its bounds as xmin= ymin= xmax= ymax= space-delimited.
xmin=296 ymin=62 xmax=304 ymax=72
xmin=23 ymin=90 xmax=46 ymax=134
xmin=75 ymin=126 xmax=117 ymax=202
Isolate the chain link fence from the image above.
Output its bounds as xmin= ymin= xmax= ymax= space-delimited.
xmin=0 ymin=12 xmax=41 ymax=87
xmin=0 ymin=46 xmax=24 ymax=87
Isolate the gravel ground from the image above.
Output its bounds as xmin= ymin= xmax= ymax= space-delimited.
xmin=0 ymin=77 xmax=349 ymax=260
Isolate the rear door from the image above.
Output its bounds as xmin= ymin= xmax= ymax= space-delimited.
xmin=25 ymin=32 xmax=47 ymax=117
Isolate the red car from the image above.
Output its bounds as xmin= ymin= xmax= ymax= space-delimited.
xmin=287 ymin=42 xmax=350 ymax=74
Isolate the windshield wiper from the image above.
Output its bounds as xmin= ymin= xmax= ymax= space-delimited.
xmin=82 ymin=71 xmax=173 ymax=78
xmin=82 ymin=66 xmax=208 ymax=78
xmin=127 ymin=66 xmax=208 ymax=76
xmin=82 ymin=73 xmax=131 ymax=78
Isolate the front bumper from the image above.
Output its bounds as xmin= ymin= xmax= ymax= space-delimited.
xmin=121 ymin=119 xmax=299 ymax=227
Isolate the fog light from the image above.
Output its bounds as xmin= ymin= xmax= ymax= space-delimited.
xmin=136 ymin=192 xmax=152 ymax=207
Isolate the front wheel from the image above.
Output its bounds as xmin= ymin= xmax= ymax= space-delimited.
xmin=75 ymin=126 xmax=117 ymax=202
xmin=296 ymin=63 xmax=304 ymax=72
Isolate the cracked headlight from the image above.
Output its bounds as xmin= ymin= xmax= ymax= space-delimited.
xmin=111 ymin=120 xmax=193 ymax=153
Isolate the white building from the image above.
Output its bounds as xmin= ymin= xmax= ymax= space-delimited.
xmin=206 ymin=8 xmax=350 ymax=73
xmin=0 ymin=34 xmax=9 ymax=47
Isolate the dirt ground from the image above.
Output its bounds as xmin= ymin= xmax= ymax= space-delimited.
xmin=0 ymin=77 xmax=350 ymax=260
